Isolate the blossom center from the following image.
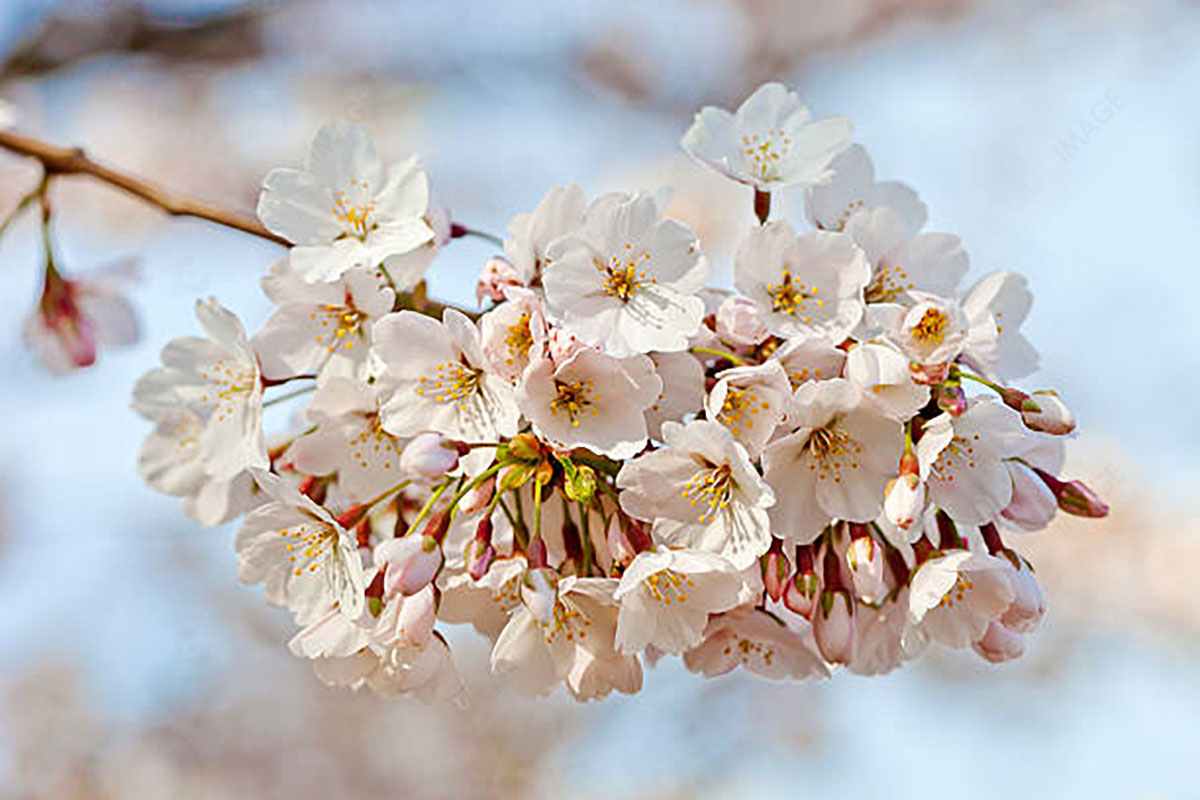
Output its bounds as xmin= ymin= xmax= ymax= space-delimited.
xmin=766 ymin=269 xmax=822 ymax=320
xmin=348 ymin=416 xmax=401 ymax=471
xmin=865 ymin=265 xmax=914 ymax=304
xmin=938 ymin=575 xmax=974 ymax=609
xmin=549 ymin=378 xmax=597 ymax=427
xmin=415 ymin=361 xmax=482 ymax=407
xmin=806 ymin=423 xmax=863 ymax=485
xmin=911 ymin=308 xmax=949 ymax=346
xmin=279 ymin=521 xmax=337 ymax=577
xmin=740 ymin=129 xmax=792 ymax=179
xmin=200 ymin=358 xmax=257 ymax=422
xmin=681 ymin=464 xmax=734 ymax=524
xmin=645 ymin=569 xmax=695 ymax=605
xmin=718 ymin=386 xmax=770 ymax=438
xmin=600 ymin=242 xmax=654 ymax=302
xmin=503 ymin=313 xmax=533 ymax=366
xmin=332 ymin=179 xmax=377 ymax=239
xmin=541 ymin=601 xmax=592 ymax=644
xmin=312 ymin=303 xmax=367 ymax=353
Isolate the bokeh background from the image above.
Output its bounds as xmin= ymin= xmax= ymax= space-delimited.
xmin=1 ymin=0 xmax=1198 ymax=797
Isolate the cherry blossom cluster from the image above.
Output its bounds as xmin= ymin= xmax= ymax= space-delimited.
xmin=133 ymin=83 xmax=1107 ymax=701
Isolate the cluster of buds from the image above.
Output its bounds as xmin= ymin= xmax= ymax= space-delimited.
xmin=132 ymin=84 xmax=1105 ymax=701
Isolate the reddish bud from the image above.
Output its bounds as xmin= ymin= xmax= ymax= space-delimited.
xmin=762 ymin=542 xmax=792 ymax=603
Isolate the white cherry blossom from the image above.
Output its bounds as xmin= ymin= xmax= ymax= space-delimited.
xmin=374 ymin=309 xmax=520 ymax=446
xmin=504 ymin=183 xmax=587 ymax=285
xmin=618 ymin=420 xmax=775 ymax=569
xmin=762 ymin=379 xmax=903 ymax=544
xmin=613 ymin=546 xmax=744 ymax=655
xmin=734 ymin=221 xmax=870 ymax=342
xmin=235 ymin=470 xmax=366 ymax=626
xmin=844 ymin=207 xmax=967 ymax=305
xmin=132 ymin=298 xmax=267 ymax=483
xmin=517 ymin=348 xmax=661 ymax=459
xmin=253 ymin=261 xmax=394 ymax=382
xmin=479 ymin=287 xmax=547 ymax=383
xmin=917 ymin=399 xmax=1031 ymax=526
xmin=907 ymin=550 xmax=1015 ymax=649
xmin=961 ymin=271 xmax=1039 ymax=381
xmin=805 ymin=144 xmax=926 ymax=234
xmin=644 ymin=351 xmax=706 ymax=440
xmin=704 ymin=359 xmax=790 ymax=457
xmin=257 ymin=121 xmax=433 ymax=282
xmin=542 ymin=190 xmax=708 ymax=357
xmin=682 ymin=82 xmax=852 ymax=191
xmin=682 ymin=606 xmax=829 ymax=680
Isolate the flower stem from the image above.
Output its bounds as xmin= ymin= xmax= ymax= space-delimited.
xmin=409 ymin=480 xmax=451 ymax=532
xmin=263 ymin=384 xmax=317 ymax=408
xmin=450 ymin=222 xmax=504 ymax=248
xmin=754 ymin=189 xmax=771 ymax=225
xmin=691 ymin=346 xmax=747 ymax=366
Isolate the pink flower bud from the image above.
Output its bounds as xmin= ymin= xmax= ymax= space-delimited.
xmin=846 ymin=535 xmax=887 ymax=603
xmin=935 ymin=382 xmax=967 ymax=416
xmin=884 ymin=473 xmax=925 ymax=533
xmin=715 ymin=295 xmax=768 ymax=347
xmin=375 ymin=534 xmax=443 ymax=598
xmin=1001 ymin=561 xmax=1045 ymax=633
xmin=397 ymin=585 xmax=437 ymax=645
xmin=813 ymin=590 xmax=857 ymax=664
xmin=475 ymin=256 xmax=522 ymax=304
xmin=972 ymin=621 xmax=1025 ymax=663
xmin=1002 ymin=462 xmax=1058 ymax=531
xmin=783 ymin=571 xmax=820 ymax=619
xmin=762 ymin=545 xmax=792 ymax=603
xmin=605 ymin=514 xmax=636 ymax=567
xmin=521 ymin=567 xmax=559 ymax=623
xmin=466 ymin=518 xmax=495 ymax=581
xmin=400 ymin=433 xmax=461 ymax=481
xmin=1021 ymin=390 xmax=1076 ymax=435
xmin=1034 ymin=469 xmax=1109 ymax=518
xmin=458 ymin=476 xmax=494 ymax=515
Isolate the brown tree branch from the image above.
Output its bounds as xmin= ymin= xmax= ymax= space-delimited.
xmin=0 ymin=128 xmax=288 ymax=245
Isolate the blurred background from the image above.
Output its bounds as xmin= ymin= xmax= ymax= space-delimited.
xmin=0 ymin=0 xmax=1198 ymax=797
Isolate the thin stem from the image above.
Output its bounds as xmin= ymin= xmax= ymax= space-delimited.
xmin=358 ymin=478 xmax=413 ymax=515
xmin=263 ymin=384 xmax=316 ymax=408
xmin=955 ymin=368 xmax=1004 ymax=394
xmin=409 ymin=480 xmax=451 ymax=533
xmin=498 ymin=496 xmax=528 ymax=550
xmin=450 ymin=222 xmax=504 ymax=248
xmin=691 ymin=346 xmax=747 ymax=366
xmin=532 ymin=477 xmax=544 ymax=543
xmin=577 ymin=499 xmax=593 ymax=576
xmin=0 ymin=181 xmax=43 ymax=240
xmin=447 ymin=462 xmax=504 ymax=520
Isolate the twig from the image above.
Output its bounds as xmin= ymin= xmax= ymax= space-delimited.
xmin=0 ymin=128 xmax=288 ymax=245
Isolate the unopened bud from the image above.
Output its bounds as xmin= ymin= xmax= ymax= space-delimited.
xmin=1035 ymin=469 xmax=1109 ymax=518
xmin=400 ymin=433 xmax=461 ymax=481
xmin=1001 ymin=560 xmax=1045 ymax=633
xmin=1002 ymin=462 xmax=1058 ymax=531
xmin=715 ymin=295 xmax=768 ymax=347
xmin=526 ymin=536 xmax=548 ymax=569
xmin=564 ymin=464 xmax=597 ymax=504
xmin=458 ymin=476 xmax=494 ymax=515
xmin=999 ymin=387 xmax=1041 ymax=416
xmin=935 ymin=381 xmax=967 ymax=416
xmin=846 ymin=534 xmax=887 ymax=603
xmin=813 ymin=590 xmax=857 ymax=664
xmin=498 ymin=462 xmax=534 ymax=492
xmin=972 ymin=621 xmax=1025 ymax=663
xmin=884 ymin=473 xmax=925 ymax=534
xmin=783 ymin=570 xmax=820 ymax=619
xmin=762 ymin=544 xmax=791 ymax=603
xmin=466 ymin=518 xmax=495 ymax=581
xmin=397 ymin=585 xmax=437 ymax=645
xmin=606 ymin=514 xmax=636 ymax=567
xmin=1020 ymin=390 xmax=1076 ymax=435
xmin=507 ymin=433 xmax=542 ymax=463
xmin=375 ymin=534 xmax=444 ymax=598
